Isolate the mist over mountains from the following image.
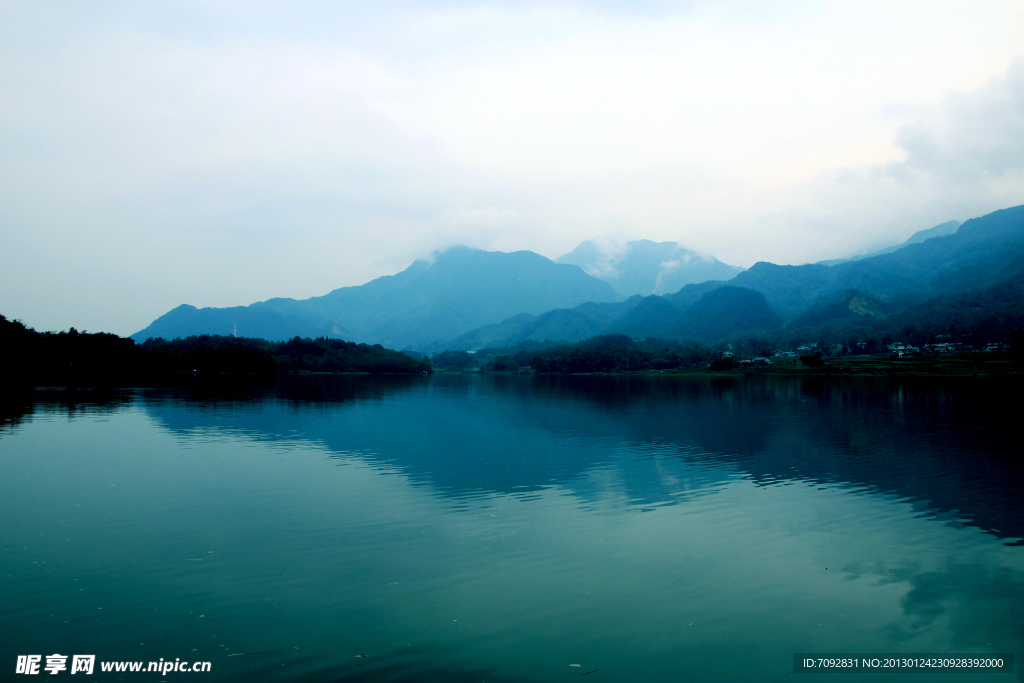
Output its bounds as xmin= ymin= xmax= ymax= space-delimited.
xmin=557 ymin=239 xmax=744 ymax=296
xmin=134 ymin=205 xmax=1024 ymax=353
xmin=817 ymin=220 xmax=962 ymax=266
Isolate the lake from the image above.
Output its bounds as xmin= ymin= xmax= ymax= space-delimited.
xmin=1 ymin=375 xmax=1022 ymax=682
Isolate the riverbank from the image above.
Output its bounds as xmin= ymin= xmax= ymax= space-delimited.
xmin=457 ymin=353 xmax=1024 ymax=377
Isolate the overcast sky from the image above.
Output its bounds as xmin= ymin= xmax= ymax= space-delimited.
xmin=2 ymin=1 xmax=1023 ymax=335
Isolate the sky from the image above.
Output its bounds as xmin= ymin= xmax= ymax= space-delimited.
xmin=2 ymin=1 xmax=1024 ymax=336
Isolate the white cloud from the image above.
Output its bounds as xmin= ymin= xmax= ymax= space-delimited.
xmin=732 ymin=58 xmax=1024 ymax=266
xmin=1 ymin=1 xmax=1023 ymax=333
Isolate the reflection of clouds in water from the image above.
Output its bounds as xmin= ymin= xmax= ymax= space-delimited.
xmin=897 ymin=565 xmax=1024 ymax=651
xmin=8 ymin=377 xmax=1024 ymax=683
xmin=842 ymin=559 xmax=1024 ymax=654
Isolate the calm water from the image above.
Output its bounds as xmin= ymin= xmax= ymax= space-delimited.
xmin=1 ymin=375 xmax=1022 ymax=682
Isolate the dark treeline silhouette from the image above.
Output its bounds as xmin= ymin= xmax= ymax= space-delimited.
xmin=431 ymin=337 xmax=716 ymax=373
xmin=431 ymin=340 xmax=564 ymax=371
xmin=264 ymin=336 xmax=430 ymax=374
xmin=530 ymin=335 xmax=716 ymax=373
xmin=2 ymin=315 xmax=147 ymax=386
xmin=432 ymin=349 xmax=474 ymax=370
xmin=141 ymin=336 xmax=278 ymax=376
xmin=1 ymin=315 xmax=431 ymax=387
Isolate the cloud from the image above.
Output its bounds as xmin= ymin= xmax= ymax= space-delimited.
xmin=891 ymin=59 xmax=1024 ymax=183
xmin=651 ymin=259 xmax=680 ymax=294
xmin=742 ymin=58 xmax=1024 ymax=266
xmin=659 ymin=259 xmax=681 ymax=274
xmin=0 ymin=2 xmax=1022 ymax=333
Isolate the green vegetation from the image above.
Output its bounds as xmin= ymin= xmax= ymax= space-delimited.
xmin=431 ymin=349 xmax=474 ymax=370
xmin=1 ymin=315 xmax=430 ymax=387
xmin=1 ymin=316 xmax=145 ymax=386
xmin=776 ymin=282 xmax=1024 ymax=351
xmin=431 ymin=339 xmax=571 ymax=371
xmin=442 ymin=326 xmax=1024 ymax=376
xmin=142 ymin=335 xmax=430 ymax=375
xmin=432 ymin=334 xmax=717 ymax=374
xmin=530 ymin=335 xmax=717 ymax=373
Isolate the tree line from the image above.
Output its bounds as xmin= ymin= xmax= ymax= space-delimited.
xmin=529 ymin=335 xmax=717 ymax=373
xmin=1 ymin=314 xmax=431 ymax=387
xmin=432 ymin=335 xmax=722 ymax=374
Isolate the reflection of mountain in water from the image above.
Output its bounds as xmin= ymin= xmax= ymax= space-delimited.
xmin=131 ymin=374 xmax=1024 ymax=545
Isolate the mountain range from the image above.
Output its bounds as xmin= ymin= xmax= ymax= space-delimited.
xmin=427 ymin=205 xmax=1024 ymax=350
xmin=133 ymin=248 xmax=621 ymax=349
xmin=134 ymin=205 xmax=1024 ymax=351
xmin=816 ymin=220 xmax=961 ymax=266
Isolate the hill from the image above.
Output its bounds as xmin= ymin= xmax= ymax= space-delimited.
xmin=134 ymin=247 xmax=622 ymax=349
xmin=437 ymin=283 xmax=782 ymax=350
xmin=610 ymin=286 xmax=782 ymax=341
xmin=777 ymin=280 xmax=1024 ymax=349
xmin=661 ymin=287 xmax=783 ymax=340
xmin=428 ymin=297 xmax=643 ymax=352
xmin=786 ymin=289 xmax=891 ymax=331
xmin=2 ymin=315 xmax=430 ymax=386
xmin=730 ymin=205 xmax=1024 ymax=317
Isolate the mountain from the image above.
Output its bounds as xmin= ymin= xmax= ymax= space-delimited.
xmin=439 ymin=283 xmax=782 ymax=349
xmin=883 ymin=280 xmax=1024 ymax=339
xmin=817 ymin=220 xmax=961 ymax=266
xmin=766 ymin=278 xmax=1024 ymax=348
xmin=430 ymin=298 xmax=643 ymax=352
xmin=133 ymin=247 xmax=623 ymax=349
xmin=729 ymin=206 xmax=1024 ymax=317
xmin=668 ymin=287 xmax=782 ymax=340
xmin=433 ymin=205 xmax=1024 ymax=350
xmin=135 ymin=205 xmax=1024 ymax=355
xmin=784 ymin=289 xmax=891 ymax=334
xmin=557 ymin=239 xmax=744 ymax=297
xmin=610 ymin=286 xmax=782 ymax=341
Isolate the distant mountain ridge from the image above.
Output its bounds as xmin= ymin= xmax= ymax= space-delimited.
xmin=729 ymin=207 xmax=1024 ymax=317
xmin=557 ymin=239 xmax=744 ymax=297
xmin=817 ymin=220 xmax=961 ymax=266
xmin=430 ymin=282 xmax=784 ymax=350
xmin=135 ymin=205 xmax=1024 ymax=354
xmin=134 ymin=247 xmax=622 ymax=349
xmin=430 ymin=205 xmax=1024 ymax=350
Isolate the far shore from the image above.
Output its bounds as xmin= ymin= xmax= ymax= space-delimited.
xmin=437 ymin=353 xmax=1024 ymax=377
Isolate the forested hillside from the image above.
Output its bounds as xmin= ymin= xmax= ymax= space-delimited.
xmin=1 ymin=316 xmax=430 ymax=386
